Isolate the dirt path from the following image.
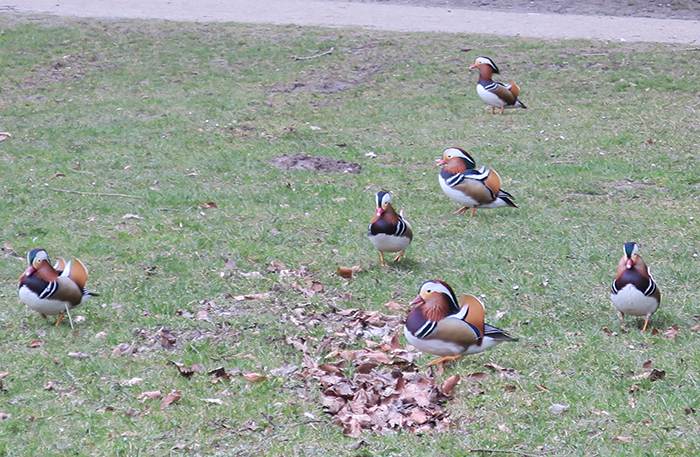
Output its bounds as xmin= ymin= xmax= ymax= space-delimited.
xmin=4 ymin=0 xmax=700 ymax=43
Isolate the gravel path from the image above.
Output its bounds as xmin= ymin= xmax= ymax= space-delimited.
xmin=4 ymin=0 xmax=700 ymax=43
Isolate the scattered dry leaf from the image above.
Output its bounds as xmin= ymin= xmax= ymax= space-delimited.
xmin=642 ymin=360 xmax=653 ymax=369
xmin=121 ymin=213 xmax=142 ymax=220
xmin=535 ymin=384 xmax=549 ymax=392
xmin=0 ymin=132 xmax=11 ymax=141
xmin=161 ymin=390 xmax=182 ymax=407
xmin=692 ymin=324 xmax=700 ymax=331
xmin=612 ymin=436 xmax=632 ymax=443
xmin=198 ymin=201 xmax=217 ymax=209
xmin=602 ymin=327 xmax=618 ymax=336
xmin=168 ymin=361 xmax=202 ymax=378
xmin=441 ymin=374 xmax=460 ymax=396
xmin=466 ymin=372 xmax=489 ymax=382
xmin=67 ymin=351 xmax=90 ymax=358
xmin=208 ymin=366 xmax=231 ymax=381
xmin=484 ymin=362 xmax=507 ymax=372
xmin=0 ymin=372 xmax=9 ymax=379
xmin=243 ymin=372 xmax=267 ymax=383
xmin=498 ymin=423 xmax=512 ymax=433
xmin=648 ymin=369 xmax=666 ymax=382
xmin=663 ymin=326 xmax=679 ymax=339
xmin=549 ymin=403 xmax=570 ymax=415
xmin=201 ymin=398 xmax=223 ymax=405
xmin=0 ymin=413 xmax=9 ymax=420
xmin=232 ymin=292 xmax=270 ymax=301
xmin=336 ymin=267 xmax=354 ymax=279
xmin=138 ymin=390 xmax=162 ymax=401
xmin=28 ymin=340 xmax=43 ymax=348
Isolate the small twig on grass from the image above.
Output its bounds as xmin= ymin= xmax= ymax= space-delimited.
xmin=51 ymin=188 xmax=143 ymax=199
xmin=610 ymin=217 xmax=633 ymax=230
xmin=469 ymin=449 xmax=548 ymax=456
xmin=292 ymin=47 xmax=334 ymax=61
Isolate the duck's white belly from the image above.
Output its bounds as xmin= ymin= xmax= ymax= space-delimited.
xmin=369 ymin=233 xmax=411 ymax=253
xmin=439 ymin=175 xmax=478 ymax=207
xmin=19 ymin=286 xmax=77 ymax=315
xmin=404 ymin=326 xmax=464 ymax=356
xmin=611 ymin=285 xmax=659 ymax=317
xmin=476 ymin=84 xmax=506 ymax=107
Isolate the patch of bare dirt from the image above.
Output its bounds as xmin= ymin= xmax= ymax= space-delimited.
xmin=331 ymin=0 xmax=700 ymax=20
xmin=269 ymin=153 xmax=362 ymax=174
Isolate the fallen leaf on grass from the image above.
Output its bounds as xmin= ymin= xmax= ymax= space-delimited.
xmin=466 ymin=372 xmax=489 ymax=382
xmin=484 ymin=362 xmax=507 ymax=372
xmin=498 ymin=423 xmax=512 ymax=433
xmin=111 ymin=342 xmax=135 ymax=358
xmin=269 ymin=362 xmax=299 ymax=377
xmin=549 ymin=403 xmax=570 ymax=415
xmin=663 ymin=326 xmax=679 ymax=339
xmin=384 ymin=301 xmax=403 ymax=312
xmin=198 ymin=201 xmax=217 ymax=209
xmin=0 ymin=413 xmax=10 ymax=420
xmin=692 ymin=324 xmax=700 ymax=331
xmin=286 ymin=336 xmax=309 ymax=352
xmin=201 ymin=398 xmax=223 ymax=405
xmin=0 ymin=372 xmax=10 ymax=379
xmin=138 ymin=390 xmax=162 ymax=401
xmin=0 ymin=132 xmax=11 ymax=141
xmin=161 ymin=391 xmax=182 ymax=408
xmin=319 ymin=363 xmax=343 ymax=375
xmin=441 ymin=374 xmax=460 ymax=396
xmin=612 ymin=436 xmax=632 ymax=443
xmin=336 ymin=265 xmax=362 ymax=279
xmin=168 ymin=361 xmax=204 ymax=378
xmin=642 ymin=360 xmax=653 ymax=369
xmin=630 ymin=369 xmax=666 ymax=382
xmin=242 ymin=372 xmax=267 ymax=382
xmin=121 ymin=213 xmax=142 ymax=220
xmin=121 ymin=377 xmax=143 ymax=387
xmin=28 ymin=340 xmax=43 ymax=348
xmin=648 ymin=369 xmax=666 ymax=382
xmin=232 ymin=292 xmax=270 ymax=301
xmin=208 ymin=366 xmax=230 ymax=381
xmin=602 ymin=327 xmax=618 ymax=336
xmin=67 ymin=351 xmax=90 ymax=358
xmin=535 ymin=384 xmax=549 ymax=392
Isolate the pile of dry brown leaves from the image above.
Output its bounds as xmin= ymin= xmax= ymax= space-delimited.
xmin=286 ymin=306 xmax=461 ymax=436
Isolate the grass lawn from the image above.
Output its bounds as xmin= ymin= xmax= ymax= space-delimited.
xmin=0 ymin=12 xmax=699 ymax=456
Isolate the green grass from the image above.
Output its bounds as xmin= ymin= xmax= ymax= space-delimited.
xmin=1 ymin=12 xmax=699 ymax=456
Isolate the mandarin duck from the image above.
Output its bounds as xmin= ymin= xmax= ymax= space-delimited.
xmin=368 ymin=191 xmax=413 ymax=267
xmin=18 ymin=249 xmax=99 ymax=329
xmin=611 ymin=242 xmax=660 ymax=332
xmin=438 ymin=147 xmax=517 ymax=216
xmin=404 ymin=280 xmax=517 ymax=367
xmin=470 ymin=56 xmax=526 ymax=115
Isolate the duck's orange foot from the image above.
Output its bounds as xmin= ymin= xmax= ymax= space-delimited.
xmin=55 ymin=313 xmax=64 ymax=327
xmin=426 ymin=355 xmax=462 ymax=367
xmin=453 ymin=207 xmax=469 ymax=215
xmin=392 ymin=251 xmax=405 ymax=262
